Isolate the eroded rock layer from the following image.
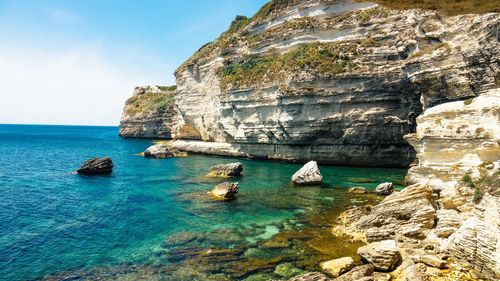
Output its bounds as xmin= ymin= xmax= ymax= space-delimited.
xmin=119 ymin=86 xmax=179 ymax=138
xmin=119 ymin=1 xmax=499 ymax=167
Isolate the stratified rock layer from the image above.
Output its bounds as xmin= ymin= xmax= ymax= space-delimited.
xmin=405 ymin=89 xmax=500 ymax=189
xmin=119 ymin=86 xmax=179 ymax=139
xmin=168 ymin=1 xmax=499 ymax=167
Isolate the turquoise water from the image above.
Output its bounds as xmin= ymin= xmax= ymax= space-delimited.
xmin=0 ymin=124 xmax=406 ymax=281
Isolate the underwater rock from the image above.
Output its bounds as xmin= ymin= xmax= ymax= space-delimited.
xmin=374 ymin=182 xmax=393 ymax=196
xmin=208 ymin=227 xmax=243 ymax=245
xmin=357 ymin=240 xmax=401 ymax=272
xmin=348 ymin=187 xmax=367 ymax=194
xmin=274 ymin=263 xmax=304 ymax=279
xmin=210 ymin=182 xmax=239 ymax=200
xmin=292 ymin=161 xmax=323 ymax=186
xmin=163 ymin=231 xmax=206 ymax=247
xmin=286 ymin=272 xmax=332 ymax=281
xmin=144 ymin=144 xmax=175 ymax=158
xmin=320 ymin=257 xmax=355 ymax=277
xmin=77 ymin=157 xmax=113 ymax=175
xmin=207 ymin=162 xmax=243 ymax=177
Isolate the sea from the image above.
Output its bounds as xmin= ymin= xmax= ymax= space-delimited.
xmin=0 ymin=124 xmax=406 ymax=281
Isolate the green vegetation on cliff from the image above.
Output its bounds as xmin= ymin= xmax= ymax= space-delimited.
xmin=125 ymin=88 xmax=175 ymax=115
xmin=217 ymin=42 xmax=357 ymax=91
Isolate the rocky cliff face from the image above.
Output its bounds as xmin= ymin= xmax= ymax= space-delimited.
xmin=119 ymin=86 xmax=179 ymax=138
xmin=120 ymin=0 xmax=499 ymax=167
xmin=405 ymin=89 xmax=500 ymax=190
xmin=331 ymin=89 xmax=499 ymax=280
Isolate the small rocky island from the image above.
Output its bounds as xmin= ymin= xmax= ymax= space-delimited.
xmin=116 ymin=0 xmax=500 ymax=280
xmin=77 ymin=157 xmax=114 ymax=175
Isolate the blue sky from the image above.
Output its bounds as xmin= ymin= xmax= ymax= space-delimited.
xmin=0 ymin=0 xmax=268 ymax=125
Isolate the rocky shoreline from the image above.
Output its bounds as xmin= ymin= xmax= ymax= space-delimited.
xmin=115 ymin=0 xmax=499 ymax=280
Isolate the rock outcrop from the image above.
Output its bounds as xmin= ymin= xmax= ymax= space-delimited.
xmin=120 ymin=1 xmax=499 ymax=167
xmin=291 ymin=161 xmax=323 ymax=186
xmin=357 ymin=240 xmax=402 ymax=272
xmin=119 ymin=86 xmax=179 ymax=139
xmin=334 ymin=264 xmax=374 ymax=281
xmin=354 ymin=184 xmax=437 ymax=242
xmin=209 ymin=182 xmax=240 ymax=200
xmin=319 ymin=257 xmax=355 ymax=278
xmin=332 ymin=89 xmax=500 ymax=280
xmin=144 ymin=144 xmax=174 ymax=158
xmin=440 ymin=194 xmax=500 ymax=279
xmin=207 ymin=162 xmax=243 ymax=177
xmin=77 ymin=157 xmax=114 ymax=175
xmin=405 ymin=89 xmax=500 ymax=190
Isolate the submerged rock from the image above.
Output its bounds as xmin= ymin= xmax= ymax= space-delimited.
xmin=274 ymin=263 xmax=304 ymax=279
xmin=210 ymin=182 xmax=239 ymax=200
xmin=375 ymin=182 xmax=394 ymax=196
xmin=286 ymin=272 xmax=332 ymax=281
xmin=77 ymin=157 xmax=113 ymax=175
xmin=320 ymin=257 xmax=355 ymax=277
xmin=357 ymin=240 xmax=401 ymax=272
xmin=348 ymin=187 xmax=367 ymax=194
xmin=292 ymin=161 xmax=323 ymax=186
xmin=207 ymin=162 xmax=243 ymax=177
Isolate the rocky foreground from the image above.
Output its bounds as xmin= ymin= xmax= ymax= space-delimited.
xmin=116 ymin=0 xmax=499 ymax=279
xmin=292 ymin=89 xmax=500 ymax=280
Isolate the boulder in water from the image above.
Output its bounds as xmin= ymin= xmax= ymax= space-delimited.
xmin=375 ymin=182 xmax=394 ymax=196
xmin=144 ymin=144 xmax=175 ymax=158
xmin=207 ymin=162 xmax=243 ymax=177
xmin=77 ymin=157 xmax=113 ymax=175
xmin=210 ymin=182 xmax=239 ymax=200
xmin=348 ymin=187 xmax=367 ymax=194
xmin=291 ymin=161 xmax=322 ymax=186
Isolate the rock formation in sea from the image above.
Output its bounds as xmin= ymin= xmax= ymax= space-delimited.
xmin=77 ymin=157 xmax=114 ymax=175
xmin=119 ymin=0 xmax=499 ymax=167
xmin=207 ymin=162 xmax=243 ymax=177
xmin=291 ymin=160 xmax=323 ymax=186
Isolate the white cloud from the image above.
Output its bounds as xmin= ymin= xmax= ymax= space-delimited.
xmin=0 ymin=44 xmax=169 ymax=126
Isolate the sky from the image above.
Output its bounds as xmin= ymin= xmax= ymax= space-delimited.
xmin=0 ymin=0 xmax=268 ymax=126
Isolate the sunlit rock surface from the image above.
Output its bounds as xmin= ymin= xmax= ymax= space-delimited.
xmin=120 ymin=0 xmax=499 ymax=167
xmin=119 ymin=86 xmax=179 ymax=138
xmin=405 ymin=89 xmax=500 ymax=189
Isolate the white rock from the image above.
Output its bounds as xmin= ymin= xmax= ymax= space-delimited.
xmin=357 ymin=240 xmax=402 ymax=271
xmin=375 ymin=182 xmax=394 ymax=196
xmin=291 ymin=161 xmax=323 ymax=186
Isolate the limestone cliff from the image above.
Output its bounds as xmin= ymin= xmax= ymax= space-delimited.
xmin=405 ymin=89 xmax=500 ymax=190
xmin=119 ymin=86 xmax=178 ymax=138
xmin=332 ymin=89 xmax=500 ymax=280
xmin=120 ymin=0 xmax=499 ymax=167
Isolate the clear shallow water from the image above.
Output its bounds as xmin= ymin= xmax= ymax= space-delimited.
xmin=0 ymin=124 xmax=406 ymax=281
